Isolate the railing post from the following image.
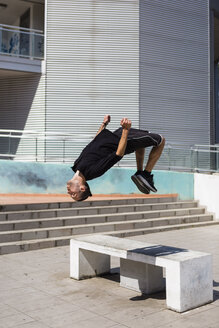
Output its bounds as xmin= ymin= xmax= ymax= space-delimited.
xmin=30 ymin=31 xmax=33 ymax=59
xmin=35 ymin=137 xmax=38 ymax=162
xmin=8 ymin=132 xmax=11 ymax=155
xmin=190 ymin=147 xmax=194 ymax=172
xmin=168 ymin=145 xmax=171 ymax=170
xmin=63 ymin=139 xmax=65 ymax=163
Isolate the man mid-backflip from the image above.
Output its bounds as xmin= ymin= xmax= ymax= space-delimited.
xmin=67 ymin=115 xmax=165 ymax=201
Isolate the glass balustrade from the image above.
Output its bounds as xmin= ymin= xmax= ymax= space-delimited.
xmin=0 ymin=130 xmax=218 ymax=172
xmin=0 ymin=24 xmax=44 ymax=60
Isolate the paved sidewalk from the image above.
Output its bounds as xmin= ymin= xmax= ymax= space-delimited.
xmin=0 ymin=226 xmax=219 ymax=328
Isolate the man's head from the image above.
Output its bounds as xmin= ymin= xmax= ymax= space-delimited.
xmin=67 ymin=179 xmax=92 ymax=201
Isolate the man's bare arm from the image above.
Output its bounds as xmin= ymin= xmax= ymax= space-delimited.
xmin=116 ymin=118 xmax=131 ymax=157
xmin=96 ymin=115 xmax=111 ymax=136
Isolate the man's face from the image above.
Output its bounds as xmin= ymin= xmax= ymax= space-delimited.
xmin=67 ymin=181 xmax=81 ymax=201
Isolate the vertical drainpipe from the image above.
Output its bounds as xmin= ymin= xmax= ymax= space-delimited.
xmin=138 ymin=0 xmax=140 ymax=130
xmin=209 ymin=2 xmax=216 ymax=170
xmin=44 ymin=0 xmax=48 ymax=162
xmin=209 ymin=4 xmax=215 ymax=146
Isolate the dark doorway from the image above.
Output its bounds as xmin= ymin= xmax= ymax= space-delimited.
xmin=20 ymin=8 xmax=31 ymax=57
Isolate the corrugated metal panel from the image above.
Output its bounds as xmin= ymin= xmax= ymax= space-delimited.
xmin=0 ymin=74 xmax=45 ymax=158
xmin=139 ymin=0 xmax=210 ymax=146
xmin=45 ymin=0 xmax=139 ymax=162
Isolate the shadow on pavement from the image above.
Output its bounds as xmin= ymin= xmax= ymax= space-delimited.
xmin=129 ymin=291 xmax=166 ymax=301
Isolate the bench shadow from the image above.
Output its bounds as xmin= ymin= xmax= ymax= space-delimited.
xmin=129 ymin=291 xmax=166 ymax=301
xmin=101 ymin=267 xmax=120 ymax=283
xmin=213 ymin=281 xmax=219 ymax=301
xmin=213 ymin=280 xmax=219 ymax=287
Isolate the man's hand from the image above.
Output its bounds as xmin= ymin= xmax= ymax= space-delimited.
xmin=96 ymin=115 xmax=111 ymax=137
xmin=120 ymin=117 xmax=131 ymax=130
xmin=103 ymin=115 xmax=111 ymax=126
xmin=116 ymin=117 xmax=131 ymax=157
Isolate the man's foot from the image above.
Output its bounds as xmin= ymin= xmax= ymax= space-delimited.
xmin=132 ymin=170 xmax=157 ymax=193
xmin=131 ymin=171 xmax=150 ymax=194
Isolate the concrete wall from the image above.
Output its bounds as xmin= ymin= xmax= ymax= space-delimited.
xmin=194 ymin=173 xmax=219 ymax=220
xmin=0 ymin=160 xmax=194 ymax=200
xmin=2 ymin=160 xmax=219 ymax=219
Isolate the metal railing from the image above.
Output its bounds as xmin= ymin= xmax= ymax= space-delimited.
xmin=0 ymin=129 xmax=219 ymax=172
xmin=0 ymin=24 xmax=44 ymax=60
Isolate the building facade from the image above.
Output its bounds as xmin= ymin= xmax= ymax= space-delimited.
xmin=0 ymin=0 xmax=218 ymax=165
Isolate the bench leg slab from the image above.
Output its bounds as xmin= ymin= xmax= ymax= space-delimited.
xmin=70 ymin=244 xmax=110 ymax=280
xmin=166 ymin=254 xmax=213 ymax=312
xmin=120 ymin=258 xmax=165 ymax=294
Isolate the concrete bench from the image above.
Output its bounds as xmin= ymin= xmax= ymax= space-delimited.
xmin=70 ymin=234 xmax=213 ymax=312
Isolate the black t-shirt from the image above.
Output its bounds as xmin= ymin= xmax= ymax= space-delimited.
xmin=72 ymin=129 xmax=122 ymax=180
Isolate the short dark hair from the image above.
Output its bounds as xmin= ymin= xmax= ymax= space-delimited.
xmin=77 ymin=182 xmax=92 ymax=202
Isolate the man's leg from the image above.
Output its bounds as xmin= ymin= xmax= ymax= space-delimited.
xmin=132 ymin=137 xmax=165 ymax=193
xmin=135 ymin=148 xmax=145 ymax=171
xmin=133 ymin=148 xmax=150 ymax=194
xmin=145 ymin=137 xmax=165 ymax=172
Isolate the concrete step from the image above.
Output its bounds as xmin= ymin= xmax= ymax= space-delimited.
xmin=0 ymin=195 xmax=178 ymax=212
xmin=0 ymin=206 xmax=206 ymax=231
xmin=0 ymin=220 xmax=218 ymax=255
xmin=0 ymin=200 xmax=199 ymax=222
xmin=0 ymin=213 xmax=213 ymax=243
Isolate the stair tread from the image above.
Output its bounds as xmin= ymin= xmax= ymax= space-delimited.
xmin=0 ymin=220 xmax=218 ymax=247
xmin=0 ymin=200 xmax=198 ymax=215
xmin=0 ymin=196 xmax=178 ymax=211
xmin=0 ymin=213 xmax=213 ymax=235
xmin=0 ymin=207 xmax=206 ymax=224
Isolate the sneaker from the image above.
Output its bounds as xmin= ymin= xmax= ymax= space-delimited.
xmin=136 ymin=171 xmax=157 ymax=193
xmin=131 ymin=171 xmax=150 ymax=194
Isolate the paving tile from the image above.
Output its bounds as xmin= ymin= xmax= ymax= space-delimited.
xmin=104 ymin=304 xmax=162 ymax=325
xmin=37 ymin=309 xmax=98 ymax=328
xmin=180 ymin=303 xmax=217 ymax=317
xmin=0 ymin=303 xmax=20 ymax=319
xmin=161 ymin=316 xmax=219 ymax=328
xmin=158 ymin=319 xmax=195 ymax=328
xmin=109 ymin=325 xmax=129 ymax=328
xmin=25 ymin=301 xmax=79 ymax=321
xmin=0 ymin=274 xmax=27 ymax=291
xmin=180 ymin=305 xmax=219 ymax=327
xmin=16 ymin=322 xmax=50 ymax=328
xmin=64 ymin=315 xmax=119 ymax=328
xmin=0 ymin=286 xmax=38 ymax=303
xmin=4 ymin=292 xmax=65 ymax=313
xmin=120 ymin=309 xmax=180 ymax=328
xmin=0 ymin=312 xmax=35 ymax=328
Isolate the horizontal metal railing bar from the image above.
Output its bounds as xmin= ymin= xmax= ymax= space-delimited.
xmin=0 ymin=131 xmax=219 ymax=148
xmin=192 ymin=144 xmax=219 ymax=148
xmin=0 ymin=23 xmax=43 ymax=34
xmin=0 ymin=51 xmax=43 ymax=60
xmin=0 ymin=129 xmax=93 ymax=138
xmin=190 ymin=149 xmax=219 ymax=153
xmin=0 ymin=135 xmax=93 ymax=142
